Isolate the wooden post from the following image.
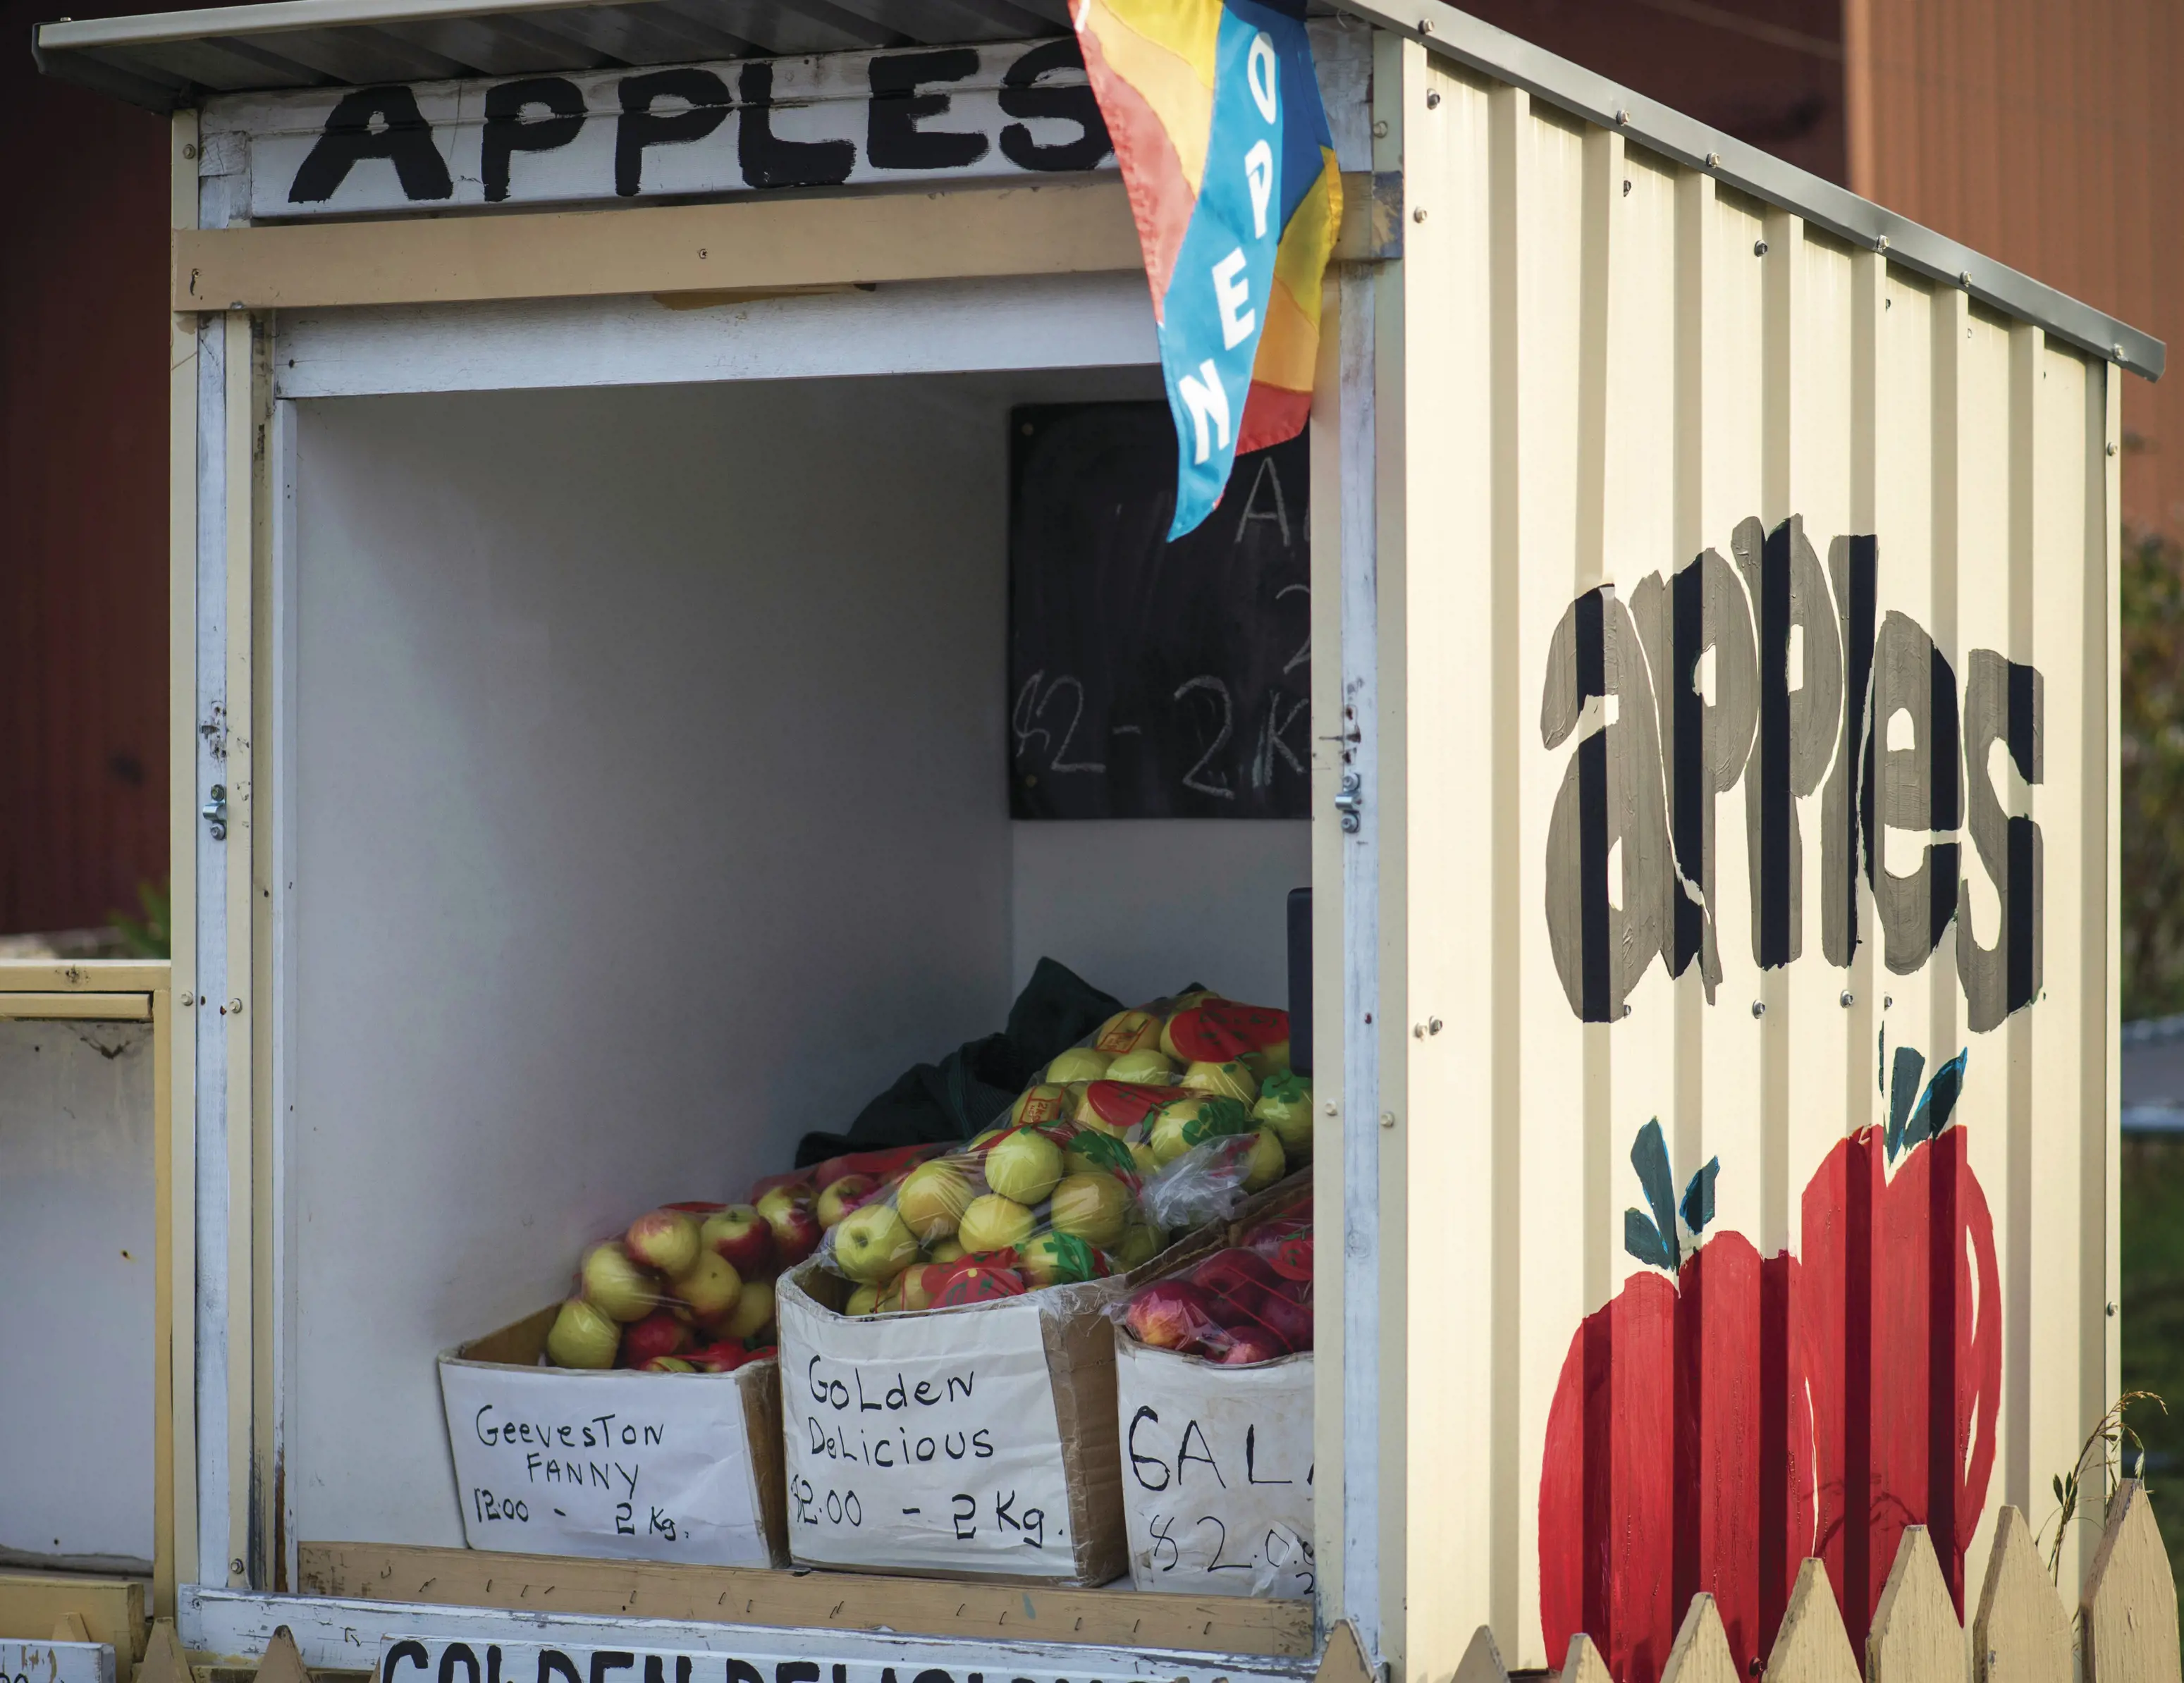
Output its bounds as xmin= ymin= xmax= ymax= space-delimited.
xmin=1866 ymin=1526 xmax=1962 ymax=1683
xmin=135 ymin=1622 xmax=187 ymax=1683
xmin=1660 ymin=1593 xmax=1739 ymax=1683
xmin=1453 ymin=1626 xmax=1511 ymax=1683
xmin=1559 ymin=1633 xmax=1614 ymax=1683
xmin=1971 ymin=1506 xmax=2069 ymax=1683
xmin=2082 ymin=1480 xmax=2182 ymax=1683
xmin=253 ymin=1628 xmax=312 ymax=1683
xmin=1766 ymin=1558 xmax=1861 ymax=1683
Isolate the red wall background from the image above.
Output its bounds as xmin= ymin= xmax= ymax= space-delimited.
xmin=1 ymin=0 xmax=171 ymax=935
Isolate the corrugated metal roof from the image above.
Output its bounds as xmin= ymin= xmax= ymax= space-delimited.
xmin=30 ymin=0 xmax=2164 ymax=378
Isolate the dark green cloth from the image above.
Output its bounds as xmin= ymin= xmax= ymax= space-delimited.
xmin=793 ymin=958 xmax=1124 ymax=1167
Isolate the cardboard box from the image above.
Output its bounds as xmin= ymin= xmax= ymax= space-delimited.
xmin=774 ymin=1173 xmax=1311 ymax=1587
xmin=1112 ymin=1336 xmax=1313 ymax=1597
xmin=438 ymin=1305 xmax=787 ymax=1567
xmin=776 ymin=1264 xmax=1131 ymax=1586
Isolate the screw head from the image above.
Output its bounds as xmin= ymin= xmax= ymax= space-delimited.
xmin=1425 ymin=89 xmax=1440 ymax=109
xmin=182 ymin=142 xmax=197 ymax=159
xmin=1429 ymin=1017 xmax=1444 ymax=1035
xmin=1380 ymin=1111 xmax=1397 ymax=1129
xmin=1875 ymin=233 xmax=1890 ymax=251
xmin=1751 ymin=999 xmax=1767 ymax=1018
xmin=1754 ymin=239 xmax=1769 ymax=257
xmin=1614 ymin=106 xmax=1630 ymax=125
xmin=1959 ymin=270 xmax=1973 ymax=288
xmin=1323 ymin=1102 xmax=1339 ymax=1116
xmin=1705 ymin=151 xmax=1720 ymax=168
xmin=2115 ymin=343 xmax=2128 ymax=360
xmin=1413 ymin=206 xmax=1428 ymax=223
xmin=1841 ymin=991 xmax=1855 ymax=1008
xmin=1418 ymin=16 xmax=1433 ymax=32
xmin=1373 ymin=118 xmax=1390 ymax=137
xmin=1413 ymin=1023 xmax=1426 ymax=1039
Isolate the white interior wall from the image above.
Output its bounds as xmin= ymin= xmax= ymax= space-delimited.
xmin=288 ymin=370 xmax=1313 ymax=1546
xmin=0 ymin=1018 xmax=156 ymax=1569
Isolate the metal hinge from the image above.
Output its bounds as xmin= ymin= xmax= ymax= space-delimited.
xmin=202 ymin=784 xmax=228 ymax=841
xmin=1335 ymin=772 xmax=1364 ymax=833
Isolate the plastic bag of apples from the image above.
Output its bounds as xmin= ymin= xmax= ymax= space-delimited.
xmin=1116 ymin=1207 xmax=1314 ymax=1364
xmin=809 ymin=992 xmax=1311 ymax=1317
xmin=541 ymin=1201 xmax=793 ymax=1374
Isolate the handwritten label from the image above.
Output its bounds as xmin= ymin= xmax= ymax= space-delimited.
xmin=436 ymin=1357 xmax=769 ymax=1566
xmin=778 ymin=1278 xmax=1074 ymax=1574
xmin=0 ymin=1644 xmax=114 ymax=1683
xmin=1115 ymin=1337 xmax=1314 ymax=1598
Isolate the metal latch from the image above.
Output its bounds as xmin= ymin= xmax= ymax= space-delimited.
xmin=1335 ymin=772 xmax=1363 ymax=833
xmin=202 ymin=784 xmax=228 ymax=841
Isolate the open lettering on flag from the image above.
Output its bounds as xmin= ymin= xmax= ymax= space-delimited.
xmin=1070 ymin=0 xmax=1341 ymax=538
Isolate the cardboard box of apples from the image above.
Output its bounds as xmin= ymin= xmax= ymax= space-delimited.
xmin=1112 ymin=1207 xmax=1315 ymax=1597
xmin=773 ymin=994 xmax=1314 ymax=1586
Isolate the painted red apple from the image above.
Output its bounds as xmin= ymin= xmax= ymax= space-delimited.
xmin=1540 ymin=1122 xmax=1813 ymax=1683
xmin=687 ymin=1340 xmax=748 ymax=1373
xmin=1796 ymin=1045 xmax=1999 ymax=1644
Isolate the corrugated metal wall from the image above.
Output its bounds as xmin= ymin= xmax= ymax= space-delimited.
xmin=1849 ymin=0 xmax=2181 ymax=538
xmin=1394 ymin=44 xmax=2116 ymax=1682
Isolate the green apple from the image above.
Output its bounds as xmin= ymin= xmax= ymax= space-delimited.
xmin=1018 ymin=1231 xmax=1105 ymax=1288
xmin=1064 ymin=1128 xmax=1137 ymax=1180
xmin=957 ymin=1192 xmax=1036 ymax=1254
xmin=1105 ymin=1049 xmax=1177 ymax=1085
xmin=1046 ymin=1047 xmax=1112 ymax=1084
xmin=1241 ymin=1039 xmax=1293 ymax=1082
xmin=1114 ymin=1223 xmax=1164 ymax=1271
xmin=1009 ymin=1083 xmax=1072 ymax=1128
xmin=642 ymin=1355 xmax=696 ymax=1373
xmin=844 ymin=1283 xmax=881 ymax=1317
xmin=984 ymin=1126 xmax=1064 ymax=1205
xmin=1241 ymin=1124 xmax=1287 ymax=1192
xmin=926 ymin=1236 xmax=967 ymax=1265
xmin=545 ymin=1297 xmax=620 ymax=1369
xmin=1253 ymin=1071 xmax=1314 ymax=1163
xmin=1129 ymin=1141 xmax=1160 ymax=1177
xmin=895 ymin=1160 xmax=974 ymax=1241
xmin=1091 ymin=1009 xmax=1163 ymax=1056
xmin=1180 ymin=1059 xmax=1260 ymax=1104
xmin=671 ymin=1250 xmax=742 ymax=1323
xmin=815 ymin=1173 xmax=878 ymax=1231
xmin=832 ymin=1203 xmax=919 ymax=1283
xmin=720 ymin=1276 xmax=775 ymax=1343
xmin=581 ymin=1242 xmax=658 ymax=1323
xmin=1048 ymin=1170 xmax=1131 ymax=1249
xmin=1148 ymin=1095 xmax=1252 ymax=1164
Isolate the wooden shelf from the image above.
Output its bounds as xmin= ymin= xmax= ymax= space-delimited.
xmin=297 ymin=1543 xmax=1313 ymax=1658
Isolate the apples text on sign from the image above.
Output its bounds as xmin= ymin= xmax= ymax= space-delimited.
xmin=1540 ymin=514 xmax=2042 ymax=1029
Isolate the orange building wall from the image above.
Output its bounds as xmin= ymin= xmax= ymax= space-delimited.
xmin=1847 ymin=0 xmax=2182 ymax=535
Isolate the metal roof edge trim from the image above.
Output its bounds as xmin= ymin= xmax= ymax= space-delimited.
xmin=1332 ymin=0 xmax=2163 ymax=381
xmin=30 ymin=0 xmax=2165 ymax=377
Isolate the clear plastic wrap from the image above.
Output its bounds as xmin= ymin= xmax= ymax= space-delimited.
xmin=541 ymin=1199 xmax=787 ymax=1371
xmin=1115 ymin=1208 xmax=1314 ymax=1364
xmin=811 ymin=993 xmax=1301 ymax=1313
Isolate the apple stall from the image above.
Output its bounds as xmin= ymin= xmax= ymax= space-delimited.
xmin=21 ymin=0 xmax=2159 ymax=1680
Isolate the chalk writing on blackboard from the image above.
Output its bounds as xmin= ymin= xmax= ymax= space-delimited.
xmin=1007 ymin=402 xmax=1309 ymax=820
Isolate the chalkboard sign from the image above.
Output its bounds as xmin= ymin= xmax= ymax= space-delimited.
xmin=1007 ymin=402 xmax=1310 ymax=820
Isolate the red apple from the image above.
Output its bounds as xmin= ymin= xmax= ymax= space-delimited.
xmin=1217 ymin=1325 xmax=1290 ymax=1365
xmin=700 ymin=1204 xmax=776 ymax=1277
xmin=687 ymin=1340 xmax=747 ymax=1373
xmin=1124 ymin=1281 xmax=1216 ymax=1351
xmin=625 ymin=1207 xmax=701 ymax=1276
xmin=621 ymin=1308 xmax=692 ymax=1367
xmin=756 ymin=1186 xmax=821 ymax=1266
xmin=816 ymin=1173 xmax=878 ymax=1231
xmin=744 ymin=1345 xmax=778 ymax=1362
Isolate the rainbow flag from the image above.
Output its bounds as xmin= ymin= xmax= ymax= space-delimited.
xmin=1072 ymin=0 xmax=1341 ymax=538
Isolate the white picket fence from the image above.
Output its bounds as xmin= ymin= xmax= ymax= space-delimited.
xmin=1443 ymin=1483 xmax=2181 ymax=1683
